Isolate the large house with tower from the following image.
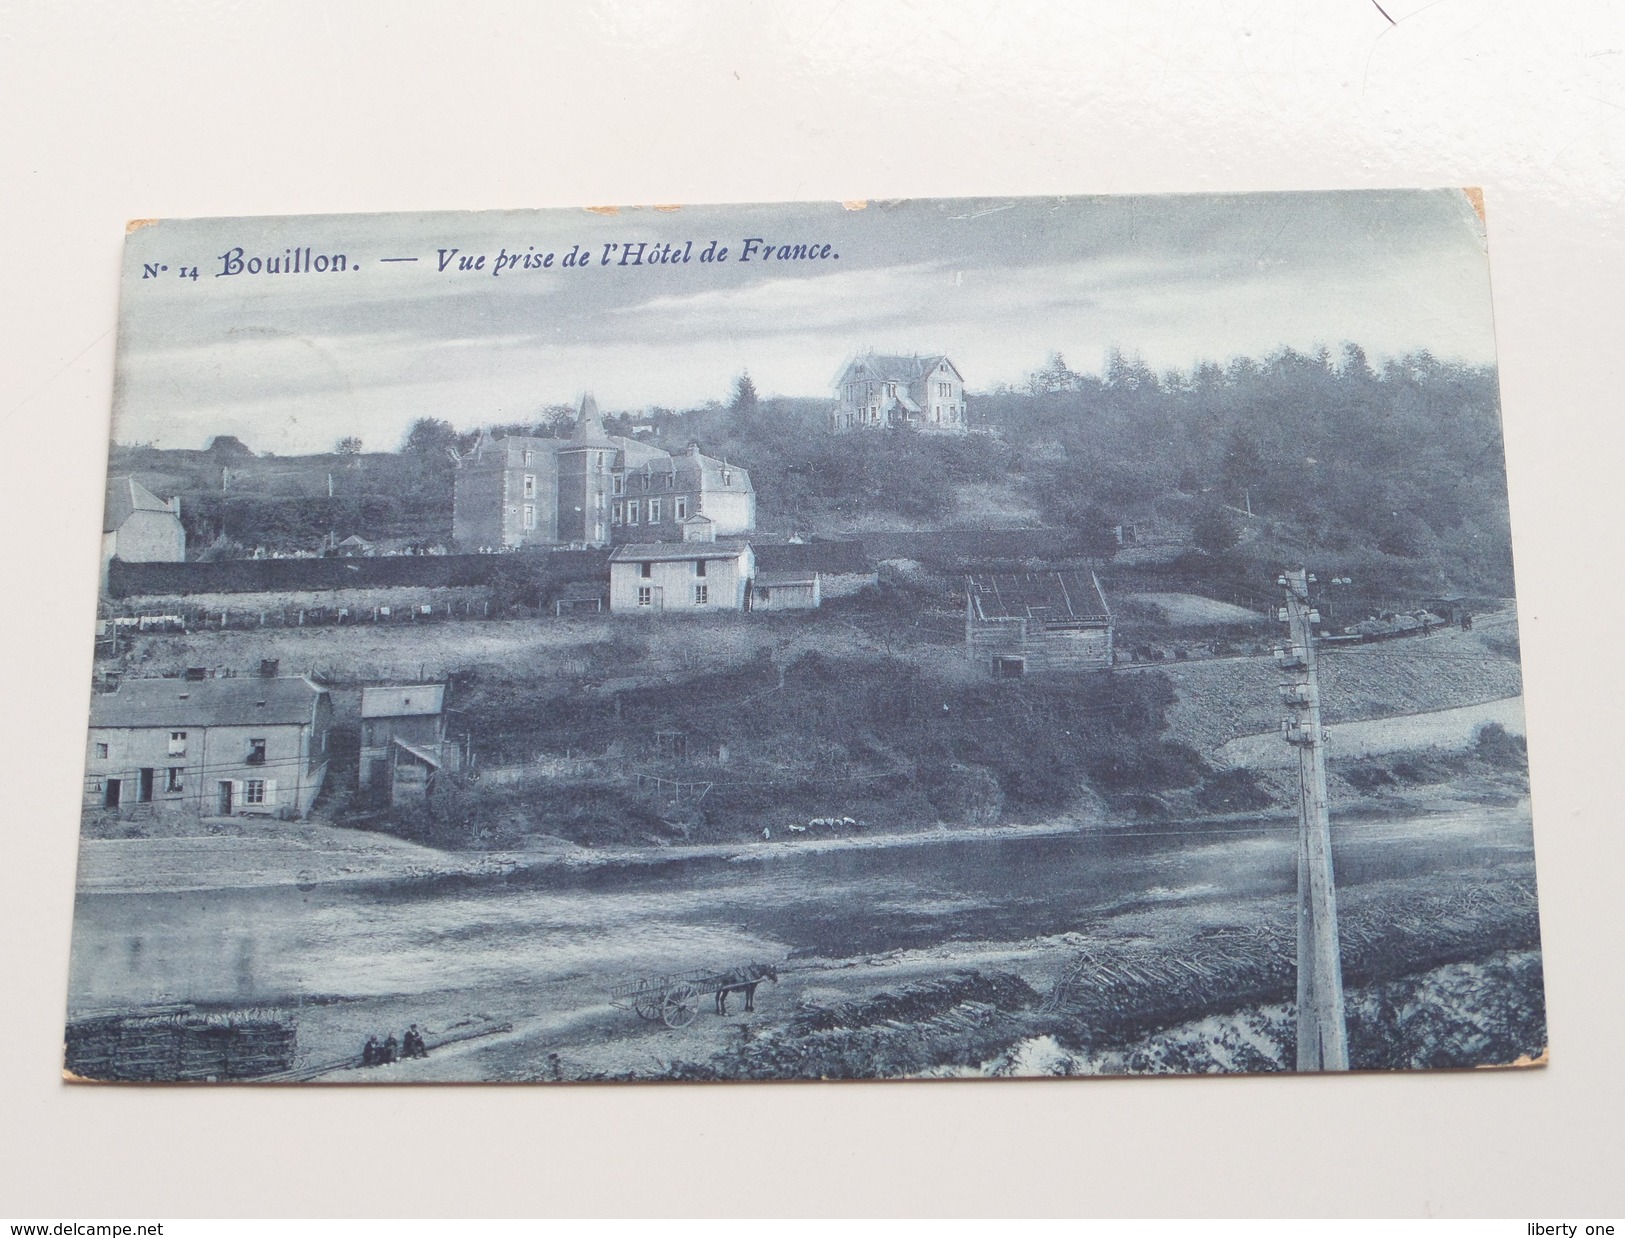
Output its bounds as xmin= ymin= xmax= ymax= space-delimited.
xmin=831 ymin=352 xmax=967 ymax=434
xmin=452 ymin=395 xmax=755 ymax=550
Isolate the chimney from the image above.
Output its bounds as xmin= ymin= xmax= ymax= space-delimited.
xmin=259 ymin=658 xmax=280 ymax=679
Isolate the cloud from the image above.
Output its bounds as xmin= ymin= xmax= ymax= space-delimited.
xmin=110 ymin=191 xmax=1499 ymax=451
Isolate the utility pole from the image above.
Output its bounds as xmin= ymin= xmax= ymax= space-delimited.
xmin=1276 ymin=566 xmax=1349 ymax=1071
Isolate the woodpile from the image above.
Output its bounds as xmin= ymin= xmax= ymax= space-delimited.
xmin=1045 ymin=868 xmax=1542 ymax=1047
xmin=65 ymin=1007 xmax=295 ymax=1082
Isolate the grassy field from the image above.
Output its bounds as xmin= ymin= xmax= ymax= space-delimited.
xmin=113 ymin=607 xmax=978 ymax=687
xmin=1152 ymin=617 xmax=1524 ymax=756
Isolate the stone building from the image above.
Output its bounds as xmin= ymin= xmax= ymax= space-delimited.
xmin=85 ymin=674 xmax=331 ymax=819
xmin=453 ymin=395 xmax=754 ymax=550
xmin=832 ymin=353 xmax=967 ymax=433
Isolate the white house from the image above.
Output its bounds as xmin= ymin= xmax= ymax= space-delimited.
xmin=832 ymin=353 xmax=967 ymax=433
xmin=102 ymin=477 xmax=185 ymax=587
xmin=608 ymin=542 xmax=754 ymax=613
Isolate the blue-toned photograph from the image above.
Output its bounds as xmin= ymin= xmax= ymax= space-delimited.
xmin=66 ymin=192 xmax=1543 ymax=1083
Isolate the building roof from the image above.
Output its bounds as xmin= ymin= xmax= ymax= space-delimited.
xmin=391 ymin=736 xmax=444 ymax=769
xmin=360 ymin=684 xmax=446 ymax=719
xmin=565 ymin=393 xmax=617 ymax=450
xmin=754 ymin=570 xmax=818 ymax=587
xmin=610 ymin=541 xmax=752 ymax=563
xmin=861 ymin=528 xmax=1082 ymax=568
xmin=693 ymin=454 xmax=751 ymax=493
xmin=89 ymin=676 xmax=325 ymax=729
xmin=754 ymin=540 xmax=870 ymax=575
xmin=967 ymin=571 xmax=1112 ymax=624
xmin=838 ymin=352 xmax=960 ymax=388
xmin=103 ymin=477 xmax=175 ymax=533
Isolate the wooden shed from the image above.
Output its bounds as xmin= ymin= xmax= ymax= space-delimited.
xmin=965 ymin=570 xmax=1114 ymax=677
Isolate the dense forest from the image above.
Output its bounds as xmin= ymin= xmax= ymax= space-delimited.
xmin=108 ymin=343 xmax=1513 ymax=601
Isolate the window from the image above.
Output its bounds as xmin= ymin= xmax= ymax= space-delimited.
xmin=675 ymin=496 xmax=688 ymax=520
xmin=995 ymin=656 xmax=1026 ymax=679
xmin=640 ymin=562 xmax=653 ymax=578
xmin=694 ymin=559 xmax=706 ymax=577
xmin=649 ymin=498 xmax=661 ymax=523
xmin=612 ymin=501 xmax=623 ymax=525
xmin=522 ymin=450 xmax=533 ymax=466
xmin=596 ymin=452 xmax=605 ymax=470
xmin=612 ymin=475 xmax=623 ymax=495
xmin=244 ymin=779 xmax=267 ymax=805
xmin=165 ymin=767 xmax=184 ymax=793
xmin=522 ymin=474 xmax=535 ymax=498
xmin=694 ymin=584 xmax=709 ymax=605
xmin=94 ymin=742 xmax=108 ymax=759
xmin=168 ymin=731 xmax=187 ymax=755
xmin=627 ymin=501 xmax=639 ymax=525
xmin=247 ymin=738 xmax=266 ymax=765
xmin=595 ymin=493 xmax=605 ymax=511
xmin=522 ymin=504 xmax=536 ymax=530
xmin=721 ymin=469 xmax=732 ymax=485
xmin=637 ymin=586 xmax=653 ymax=607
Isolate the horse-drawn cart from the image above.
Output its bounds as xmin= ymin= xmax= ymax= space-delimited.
xmin=608 ymin=963 xmax=777 ymax=1029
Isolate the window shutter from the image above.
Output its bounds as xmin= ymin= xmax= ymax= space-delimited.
xmin=264 ymin=779 xmax=278 ymax=805
xmin=232 ymin=780 xmax=245 ymax=808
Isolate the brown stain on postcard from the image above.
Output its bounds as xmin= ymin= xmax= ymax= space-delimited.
xmin=1475 ymin=1046 xmax=1548 ymax=1070
xmin=1463 ymin=187 xmax=1486 ymax=223
xmin=125 ymin=218 xmax=158 ymax=234
xmin=584 ymin=205 xmax=620 ymax=216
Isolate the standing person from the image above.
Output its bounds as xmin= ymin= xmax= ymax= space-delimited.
xmin=362 ymin=1036 xmax=378 ymax=1067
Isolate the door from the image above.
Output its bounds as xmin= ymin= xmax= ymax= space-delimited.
xmin=104 ymin=779 xmax=121 ymax=808
xmin=138 ymin=767 xmax=154 ymax=803
xmin=217 ymin=780 xmax=233 ymax=815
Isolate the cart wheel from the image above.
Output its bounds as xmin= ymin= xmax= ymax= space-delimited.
xmin=633 ymin=984 xmax=662 ymax=1021
xmin=661 ymin=983 xmax=699 ymax=1029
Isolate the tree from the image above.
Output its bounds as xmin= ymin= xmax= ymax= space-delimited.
xmin=1218 ymin=429 xmax=1266 ymax=500
xmin=1191 ymin=500 xmax=1241 ymax=555
xmin=1026 ymin=352 xmax=1078 ymax=395
xmin=729 ymin=371 xmax=760 ymax=417
xmin=206 ymin=434 xmax=253 ymax=458
xmin=1060 ymin=501 xmax=1121 ymax=560
xmin=403 ymin=417 xmax=459 ymax=459
xmin=335 ymin=435 xmax=363 ymax=455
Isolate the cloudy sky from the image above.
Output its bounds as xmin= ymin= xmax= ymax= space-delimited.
xmin=114 ymin=190 xmax=1495 ymax=453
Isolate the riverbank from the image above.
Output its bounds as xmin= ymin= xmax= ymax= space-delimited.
xmin=72 ymin=815 xmax=1091 ymax=896
xmin=319 ymin=844 xmax=1543 ymax=1083
xmin=73 ymin=765 xmax=1530 ymax=897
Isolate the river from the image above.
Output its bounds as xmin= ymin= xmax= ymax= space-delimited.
xmin=67 ymin=800 xmax=1536 ymax=1019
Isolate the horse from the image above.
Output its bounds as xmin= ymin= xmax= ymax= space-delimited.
xmin=715 ymin=962 xmax=779 ymax=1015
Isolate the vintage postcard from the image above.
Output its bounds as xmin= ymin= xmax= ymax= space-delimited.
xmin=66 ymin=192 xmax=1544 ymax=1083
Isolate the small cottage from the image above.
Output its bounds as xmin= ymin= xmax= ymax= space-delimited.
xmin=608 ymin=542 xmax=755 ymax=613
xmin=359 ymin=684 xmax=456 ymax=800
